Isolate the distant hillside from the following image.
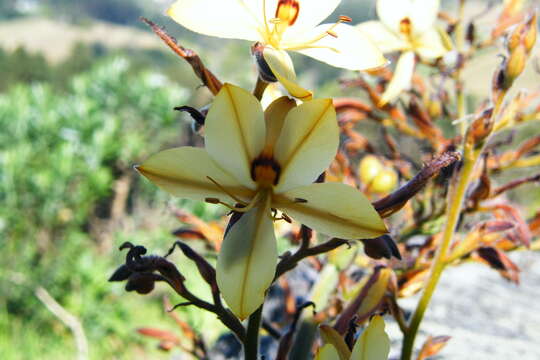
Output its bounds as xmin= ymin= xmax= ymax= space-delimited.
xmin=0 ymin=17 xmax=163 ymax=63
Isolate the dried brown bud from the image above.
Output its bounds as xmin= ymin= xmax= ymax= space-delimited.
xmin=474 ymin=247 xmax=520 ymax=284
xmin=125 ymin=272 xmax=157 ymax=294
xmin=418 ymin=336 xmax=452 ymax=360
xmin=360 ymin=234 xmax=401 ymax=260
xmin=492 ymin=56 xmax=509 ymax=99
xmin=466 ymin=22 xmax=476 ymax=45
xmin=109 ymin=264 xmax=133 ymax=282
xmin=467 ymin=107 xmax=494 ymax=148
xmin=408 ymin=97 xmax=442 ymax=141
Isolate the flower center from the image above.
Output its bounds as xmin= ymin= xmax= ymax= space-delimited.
xmin=275 ymin=0 xmax=300 ymax=26
xmin=251 ymin=155 xmax=281 ymax=188
xmin=399 ymin=17 xmax=415 ymax=44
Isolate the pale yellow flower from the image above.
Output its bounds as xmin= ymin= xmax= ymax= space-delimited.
xmin=316 ymin=316 xmax=390 ymax=360
xmin=167 ymin=0 xmax=387 ymax=100
xmin=137 ymin=84 xmax=387 ymax=319
xmin=358 ymin=0 xmax=450 ymax=105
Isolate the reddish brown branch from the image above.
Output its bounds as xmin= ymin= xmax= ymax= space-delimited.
xmin=373 ymin=151 xmax=461 ymax=218
xmin=141 ymin=17 xmax=222 ymax=95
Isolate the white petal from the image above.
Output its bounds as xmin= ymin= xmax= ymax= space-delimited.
xmin=288 ymin=0 xmax=341 ymax=33
xmin=377 ymin=0 xmax=440 ymax=35
xmin=262 ymin=47 xmax=313 ymax=100
xmin=217 ymin=195 xmax=277 ymax=320
xmin=356 ymin=21 xmax=410 ymax=54
xmin=205 ymin=83 xmax=266 ymax=189
xmin=136 ymin=147 xmax=252 ymax=202
xmin=273 ymin=99 xmax=338 ymax=193
xmin=167 ymin=0 xmax=262 ymax=41
xmin=415 ymin=28 xmax=449 ymax=59
xmin=274 ymin=183 xmax=388 ymax=239
xmin=410 ymin=0 xmax=440 ymax=35
xmin=377 ymin=0 xmax=413 ymax=34
xmin=379 ymin=51 xmax=416 ymax=106
xmin=289 ymin=23 xmax=388 ymax=71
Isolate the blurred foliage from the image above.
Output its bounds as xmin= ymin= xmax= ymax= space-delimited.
xmin=0 ymin=58 xmax=218 ymax=359
xmin=0 ymin=0 xmax=20 ymax=20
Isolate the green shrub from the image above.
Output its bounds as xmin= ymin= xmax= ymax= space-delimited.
xmin=0 ymin=58 xmax=193 ymax=359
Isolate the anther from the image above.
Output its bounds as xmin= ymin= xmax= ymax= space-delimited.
xmin=326 ymin=30 xmax=338 ymax=38
xmin=339 ymin=15 xmax=352 ymax=22
xmin=205 ymin=197 xmax=220 ymax=204
xmin=294 ymin=197 xmax=308 ymax=203
xmin=281 ymin=213 xmax=292 ymax=223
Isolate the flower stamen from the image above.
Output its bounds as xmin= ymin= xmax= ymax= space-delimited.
xmin=270 ymin=208 xmax=292 ymax=223
xmin=282 ymin=16 xmax=351 ymax=52
xmin=206 ymin=176 xmax=248 ymax=205
xmin=205 ymin=191 xmax=263 ymax=213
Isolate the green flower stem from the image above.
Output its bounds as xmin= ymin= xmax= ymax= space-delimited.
xmin=455 ymin=0 xmax=467 ymax=135
xmin=400 ymin=93 xmax=506 ymax=360
xmin=245 ymin=305 xmax=264 ymax=360
xmin=400 ymin=157 xmax=474 ymax=360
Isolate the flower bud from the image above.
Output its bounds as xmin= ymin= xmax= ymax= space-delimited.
xmin=466 ymin=22 xmax=476 ymax=45
xmin=523 ymin=13 xmax=537 ymax=53
xmin=251 ymin=42 xmax=278 ymax=83
xmin=491 ymin=56 xmax=510 ymax=101
xmin=506 ymin=23 xmax=524 ymax=52
xmin=506 ymin=44 xmax=527 ymax=82
xmin=359 ymin=155 xmax=383 ymax=185
xmin=428 ymin=97 xmax=443 ymax=118
xmin=370 ymin=169 xmax=398 ymax=194
xmin=467 ymin=107 xmax=494 ymax=148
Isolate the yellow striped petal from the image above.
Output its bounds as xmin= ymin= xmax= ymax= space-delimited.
xmin=216 ymin=195 xmax=276 ymax=320
xmin=136 ymin=147 xmax=252 ymax=202
xmin=273 ymin=183 xmax=387 ymax=239
xmin=273 ymin=99 xmax=338 ymax=193
xmin=205 ymin=84 xmax=266 ymax=189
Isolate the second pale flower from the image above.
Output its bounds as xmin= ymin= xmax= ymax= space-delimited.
xmin=168 ymin=0 xmax=387 ymax=100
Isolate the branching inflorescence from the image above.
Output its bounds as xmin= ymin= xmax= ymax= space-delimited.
xmin=110 ymin=1 xmax=539 ymax=359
